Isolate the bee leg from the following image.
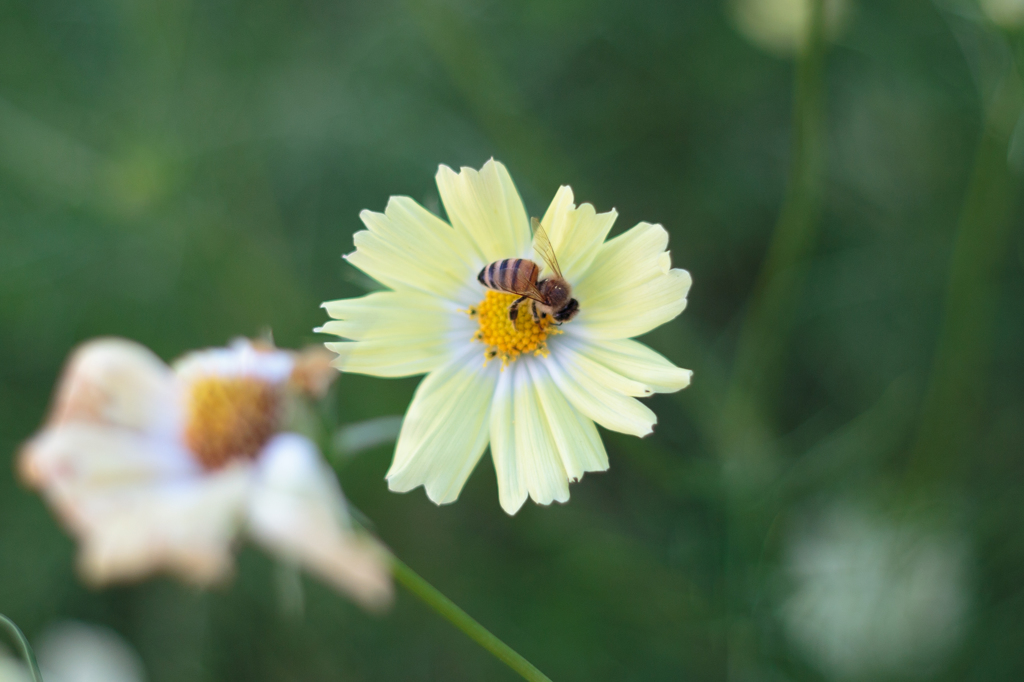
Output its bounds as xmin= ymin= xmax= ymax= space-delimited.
xmin=508 ymin=296 xmax=528 ymax=330
xmin=530 ymin=300 xmax=541 ymax=324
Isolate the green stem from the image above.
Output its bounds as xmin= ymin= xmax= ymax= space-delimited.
xmin=0 ymin=614 xmax=43 ymax=682
xmin=719 ymin=0 xmax=828 ymax=483
xmin=906 ymin=32 xmax=1023 ymax=484
xmin=720 ymin=2 xmax=828 ymax=673
xmin=323 ymin=418 xmax=548 ymax=680
xmin=390 ymin=556 xmax=553 ymax=682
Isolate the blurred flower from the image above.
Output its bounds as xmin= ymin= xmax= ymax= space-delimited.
xmin=320 ymin=159 xmax=691 ymax=515
xmin=780 ymin=503 xmax=971 ymax=679
xmin=730 ymin=0 xmax=851 ymax=56
xmin=19 ymin=338 xmax=392 ymax=611
xmin=0 ymin=620 xmax=144 ymax=682
xmin=36 ymin=620 xmax=145 ymax=682
xmin=980 ymin=0 xmax=1024 ymax=28
xmin=0 ymin=652 xmax=30 ymax=682
xmin=288 ymin=345 xmax=338 ymax=399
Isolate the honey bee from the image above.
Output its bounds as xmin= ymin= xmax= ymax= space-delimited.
xmin=477 ymin=219 xmax=579 ymax=327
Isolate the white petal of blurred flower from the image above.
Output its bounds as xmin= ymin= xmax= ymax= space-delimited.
xmin=780 ymin=503 xmax=972 ymax=679
xmin=19 ymin=338 xmax=392 ymax=612
xmin=36 ymin=621 xmax=145 ymax=682
xmin=247 ymin=433 xmax=393 ymax=603
xmin=730 ymin=0 xmax=851 ymax=57
xmin=319 ymin=160 xmax=692 ymax=515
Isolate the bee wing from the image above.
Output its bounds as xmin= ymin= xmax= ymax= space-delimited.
xmin=521 ymin=286 xmax=547 ymax=303
xmin=506 ymin=279 xmax=547 ymax=302
xmin=511 ymin=268 xmax=547 ymax=302
xmin=531 ymin=218 xmax=563 ymax=279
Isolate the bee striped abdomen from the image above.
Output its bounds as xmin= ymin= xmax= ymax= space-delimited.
xmin=477 ymin=259 xmax=539 ymax=294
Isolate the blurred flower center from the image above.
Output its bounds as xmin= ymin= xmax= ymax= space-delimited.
xmin=469 ymin=291 xmax=556 ymax=366
xmin=184 ymin=377 xmax=280 ymax=469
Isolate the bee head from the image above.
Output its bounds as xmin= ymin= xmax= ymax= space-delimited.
xmin=554 ymin=298 xmax=579 ymax=323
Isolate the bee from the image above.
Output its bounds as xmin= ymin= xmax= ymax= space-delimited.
xmin=477 ymin=219 xmax=579 ymax=327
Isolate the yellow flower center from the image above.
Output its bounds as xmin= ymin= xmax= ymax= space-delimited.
xmin=468 ymin=291 xmax=558 ymax=366
xmin=184 ymin=377 xmax=280 ymax=470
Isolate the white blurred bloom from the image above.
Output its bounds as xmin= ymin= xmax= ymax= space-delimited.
xmin=0 ymin=653 xmax=30 ymax=682
xmin=0 ymin=620 xmax=143 ymax=682
xmin=319 ymin=160 xmax=692 ymax=515
xmin=20 ymin=338 xmax=392 ymax=611
xmin=36 ymin=621 xmax=145 ymax=682
xmin=980 ymin=0 xmax=1024 ymax=28
xmin=730 ymin=0 xmax=851 ymax=56
xmin=780 ymin=504 xmax=971 ymax=679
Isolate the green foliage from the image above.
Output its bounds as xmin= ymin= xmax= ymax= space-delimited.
xmin=1 ymin=0 xmax=1022 ymax=680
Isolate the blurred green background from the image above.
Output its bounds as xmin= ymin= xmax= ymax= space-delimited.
xmin=1 ymin=0 xmax=1023 ymax=680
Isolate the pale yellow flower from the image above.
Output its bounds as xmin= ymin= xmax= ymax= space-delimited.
xmin=19 ymin=338 xmax=392 ymax=611
xmin=319 ymin=160 xmax=691 ymax=515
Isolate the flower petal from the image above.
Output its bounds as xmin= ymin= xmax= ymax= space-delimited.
xmin=573 ymin=222 xmax=692 ymax=340
xmin=553 ymin=341 xmax=654 ymax=398
xmin=491 ymin=361 xmax=606 ymax=515
xmin=545 ymin=345 xmax=657 ymax=438
xmin=19 ymin=422 xmax=243 ymax=586
xmin=319 ymin=291 xmax=457 ymax=377
xmin=323 ymin=338 xmax=452 ymax=378
xmin=74 ymin=465 xmax=250 ymax=586
xmin=320 ymin=291 xmax=449 ymax=340
xmin=513 ymin=363 xmax=570 ymax=508
xmin=488 ymin=366 xmax=525 ymax=514
xmin=436 ymin=160 xmax=532 ymax=263
xmin=345 ymin=196 xmax=476 ymax=298
xmin=575 ymin=221 xmax=667 ymax=297
xmin=539 ymin=186 xmax=617 ymax=282
xmin=581 ymin=269 xmax=691 ymax=340
xmin=247 ymin=434 xmax=393 ymax=612
xmin=19 ymin=424 xmax=197 ymax=524
xmin=45 ymin=338 xmax=179 ymax=438
xmin=529 ymin=361 xmax=608 ymax=481
xmin=576 ymin=339 xmax=692 ymax=394
xmin=386 ymin=353 xmax=496 ymax=504
xmin=173 ymin=339 xmax=294 ymax=385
